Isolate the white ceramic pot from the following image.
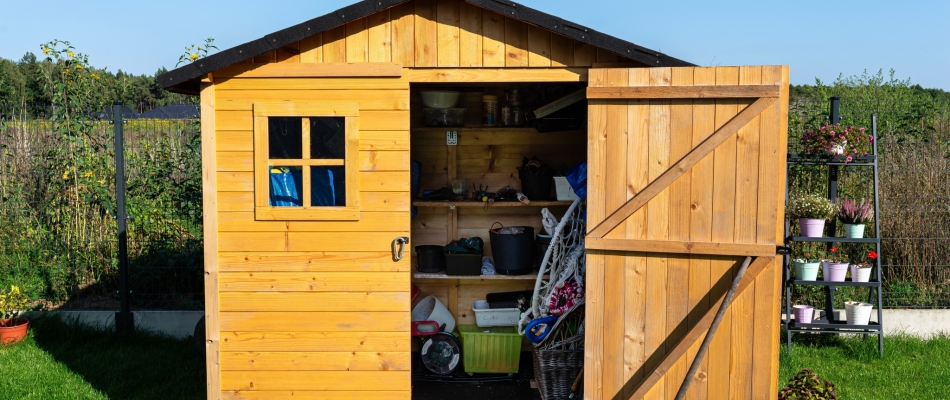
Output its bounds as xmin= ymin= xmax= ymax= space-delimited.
xmin=845 ymin=301 xmax=873 ymax=325
xmin=412 ymin=295 xmax=455 ymax=334
xmin=420 ymin=91 xmax=461 ymax=109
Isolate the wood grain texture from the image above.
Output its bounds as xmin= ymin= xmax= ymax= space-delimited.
xmin=220 ymin=331 xmax=410 ymax=352
xmin=219 ymin=311 xmax=408 ymax=332
xmin=368 ymin=10 xmax=392 ymax=63
xmin=218 ymin=251 xmax=407 ymax=272
xmin=322 ymin=26 xmax=346 ymax=63
xmin=221 ymin=370 xmax=410 ymax=391
xmin=481 ymin=11 xmax=505 ymax=67
xmin=458 ymin=2 xmax=483 ymax=67
xmin=584 ymin=251 xmax=605 ymax=400
xmin=587 ymin=85 xmax=781 ymax=99
xmin=220 ymin=351 xmax=410 ymax=371
xmin=390 ymin=2 xmax=415 ymax=67
xmin=220 ymin=292 xmax=409 ymax=312
xmin=221 ymin=391 xmax=408 ymax=400
xmin=299 ymin=34 xmax=323 ymax=63
xmin=504 ymin=17 xmax=528 ymax=67
xmin=219 ymin=271 xmax=407 ymax=292
xmin=550 ymin=33 xmax=573 ymax=67
xmin=436 ymin=0 xmax=461 ymax=67
xmin=527 ymin=26 xmax=552 ymax=67
xmin=345 ymin=18 xmax=369 ymax=63
xmin=414 ymin=0 xmax=438 ymax=67
xmin=200 ymin=82 xmax=221 ymax=400
xmin=585 ymin=238 xmax=776 ymax=257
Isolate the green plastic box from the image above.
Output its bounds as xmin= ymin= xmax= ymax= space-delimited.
xmin=457 ymin=324 xmax=522 ymax=374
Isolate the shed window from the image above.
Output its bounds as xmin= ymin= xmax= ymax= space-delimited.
xmin=253 ymin=103 xmax=360 ymax=221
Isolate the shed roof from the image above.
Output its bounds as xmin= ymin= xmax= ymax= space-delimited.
xmin=159 ymin=0 xmax=693 ymax=93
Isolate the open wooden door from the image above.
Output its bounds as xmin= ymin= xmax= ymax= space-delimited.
xmin=583 ymin=66 xmax=789 ymax=400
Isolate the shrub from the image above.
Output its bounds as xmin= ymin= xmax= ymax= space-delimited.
xmin=779 ymin=368 xmax=838 ymax=400
xmin=837 ymin=198 xmax=874 ymax=224
xmin=788 ymin=194 xmax=837 ymax=220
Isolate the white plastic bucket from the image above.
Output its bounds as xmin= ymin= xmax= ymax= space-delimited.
xmin=472 ymin=300 xmax=520 ymax=327
xmin=553 ymin=177 xmax=579 ymax=201
xmin=412 ymin=296 xmax=455 ymax=334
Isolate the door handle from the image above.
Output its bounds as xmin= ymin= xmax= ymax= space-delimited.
xmin=392 ymin=236 xmax=409 ymax=262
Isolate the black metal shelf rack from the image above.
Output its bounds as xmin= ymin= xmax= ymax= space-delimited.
xmin=783 ymin=99 xmax=884 ymax=355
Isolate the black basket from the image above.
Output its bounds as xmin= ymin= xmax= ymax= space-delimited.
xmin=533 ymin=348 xmax=584 ymax=400
xmin=415 ymin=245 xmax=445 ymax=273
xmin=489 ymin=224 xmax=535 ymax=275
xmin=445 ymin=253 xmax=482 ymax=276
xmin=535 ymin=234 xmax=553 ymax=268
xmin=486 ymin=290 xmax=534 ymax=309
xmin=519 ymin=170 xmax=553 ymax=201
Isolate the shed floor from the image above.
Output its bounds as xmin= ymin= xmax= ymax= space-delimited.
xmin=412 ymin=352 xmax=544 ymax=400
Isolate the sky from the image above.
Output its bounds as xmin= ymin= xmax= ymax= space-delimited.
xmin=1 ymin=0 xmax=947 ymax=89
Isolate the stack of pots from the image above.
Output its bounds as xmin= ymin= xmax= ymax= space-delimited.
xmin=845 ymin=301 xmax=873 ymax=325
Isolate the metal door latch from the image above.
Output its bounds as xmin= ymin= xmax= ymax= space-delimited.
xmin=446 ymin=131 xmax=458 ymax=146
xmin=392 ymin=236 xmax=409 ymax=262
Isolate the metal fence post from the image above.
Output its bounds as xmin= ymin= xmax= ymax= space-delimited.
xmin=824 ymin=96 xmax=841 ymax=321
xmin=114 ymin=101 xmax=134 ymax=333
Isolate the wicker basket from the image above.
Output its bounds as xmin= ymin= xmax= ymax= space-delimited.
xmin=532 ymin=302 xmax=585 ymax=400
xmin=533 ymin=347 xmax=584 ymax=400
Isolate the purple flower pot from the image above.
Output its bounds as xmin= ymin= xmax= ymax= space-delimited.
xmin=793 ymin=305 xmax=814 ymax=324
xmin=799 ymin=218 xmax=826 ymax=238
xmin=822 ymin=261 xmax=849 ymax=282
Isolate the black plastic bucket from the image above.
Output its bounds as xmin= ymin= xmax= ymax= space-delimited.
xmin=535 ymin=234 xmax=553 ymax=268
xmin=519 ymin=170 xmax=553 ymax=201
xmin=416 ymin=245 xmax=446 ymax=273
xmin=489 ymin=225 xmax=535 ymax=275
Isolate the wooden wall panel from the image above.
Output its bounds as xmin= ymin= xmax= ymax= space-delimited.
xmin=585 ymin=66 xmax=788 ymax=400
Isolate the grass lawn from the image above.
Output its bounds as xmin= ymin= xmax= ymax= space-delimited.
xmin=779 ymin=332 xmax=950 ymax=398
xmin=0 ymin=315 xmax=205 ymax=400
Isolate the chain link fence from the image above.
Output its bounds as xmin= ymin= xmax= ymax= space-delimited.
xmin=0 ymin=104 xmax=202 ymax=310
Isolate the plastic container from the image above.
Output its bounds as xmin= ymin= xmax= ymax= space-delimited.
xmin=415 ymin=245 xmax=445 ymax=273
xmin=519 ymin=169 xmax=553 ymax=201
xmin=482 ymin=95 xmax=498 ymax=126
xmin=792 ymin=305 xmax=814 ymax=324
xmin=845 ymin=301 xmax=873 ymax=325
xmin=486 ymin=290 xmax=534 ymax=309
xmin=420 ymin=91 xmax=461 ymax=108
xmin=446 ymin=254 xmax=482 ymax=275
xmin=424 ymin=108 xmax=466 ymax=127
xmin=412 ymin=295 xmax=455 ymax=334
xmin=553 ymin=177 xmax=579 ymax=201
xmin=472 ymin=300 xmax=520 ymax=327
xmin=457 ymin=324 xmax=522 ymax=374
xmin=535 ymin=234 xmax=553 ymax=268
xmin=489 ymin=225 xmax=535 ymax=275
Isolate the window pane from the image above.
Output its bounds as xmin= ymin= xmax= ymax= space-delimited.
xmin=269 ymin=117 xmax=302 ymax=159
xmin=310 ymin=117 xmax=346 ymax=159
xmin=311 ymin=166 xmax=346 ymax=207
xmin=269 ymin=166 xmax=302 ymax=207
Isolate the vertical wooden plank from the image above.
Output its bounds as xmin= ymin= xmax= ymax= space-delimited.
xmin=550 ymin=33 xmax=573 ymax=67
xmin=346 ymin=18 xmax=369 ymax=63
xmin=527 ymin=26 xmax=552 ymax=67
xmin=597 ymin=48 xmax=620 ymax=63
xmin=437 ymin=0 xmax=461 ymax=67
xmin=200 ymin=83 xmax=221 ymax=400
xmin=602 ymin=69 xmax=628 ymax=400
xmin=685 ymin=66 xmax=717 ymax=400
xmin=368 ymin=10 xmax=393 ymax=63
xmin=504 ymin=18 xmax=529 ymax=67
xmin=708 ymin=66 xmax=740 ymax=399
xmin=276 ymin=43 xmax=300 ymax=63
xmin=623 ymin=68 xmax=650 ymax=400
xmin=482 ymin=11 xmax=505 ymax=67
xmin=735 ymin=66 xmax=762 ymax=244
xmin=757 ymin=66 xmax=782 ymax=245
xmin=751 ymin=258 xmax=777 ymax=397
xmin=585 ymin=252 xmax=606 ymax=400
xmin=414 ymin=0 xmax=438 ymax=67
xmin=643 ymin=67 xmax=672 ymax=400
xmin=299 ymin=34 xmax=323 ymax=63
xmin=573 ymin=41 xmax=595 ymax=67
xmin=587 ymin=69 xmax=609 ymax=230
xmin=323 ymin=26 xmax=347 ymax=63
xmin=390 ymin=2 xmax=415 ymax=67
xmin=664 ymin=67 xmax=694 ymax=397
xmin=458 ymin=3 xmax=483 ymax=67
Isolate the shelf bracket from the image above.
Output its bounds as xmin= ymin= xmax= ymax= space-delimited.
xmin=446 ymin=131 xmax=458 ymax=146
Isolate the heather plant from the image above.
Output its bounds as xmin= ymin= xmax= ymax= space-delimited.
xmin=837 ymin=198 xmax=874 ymax=225
xmin=801 ymin=123 xmax=874 ymax=161
xmin=788 ymin=194 xmax=837 ymax=220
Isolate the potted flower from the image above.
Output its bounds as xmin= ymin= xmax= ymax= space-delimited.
xmin=845 ymin=301 xmax=873 ymax=325
xmin=837 ymin=198 xmax=873 ymax=238
xmin=850 ymin=250 xmax=877 ymax=283
xmin=802 ymin=122 xmax=874 ymax=162
xmin=792 ymin=243 xmax=824 ymax=281
xmin=788 ymin=194 xmax=837 ymax=238
xmin=0 ymin=285 xmax=29 ymax=345
xmin=821 ymin=246 xmax=849 ymax=282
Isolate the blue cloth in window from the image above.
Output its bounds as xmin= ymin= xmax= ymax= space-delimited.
xmin=311 ymin=167 xmax=341 ymax=206
xmin=269 ymin=167 xmax=303 ymax=207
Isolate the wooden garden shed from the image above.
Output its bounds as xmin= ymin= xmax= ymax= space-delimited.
xmin=160 ymin=1 xmax=790 ymax=399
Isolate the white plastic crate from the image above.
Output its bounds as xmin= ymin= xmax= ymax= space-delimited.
xmin=472 ymin=300 xmax=521 ymax=327
xmin=553 ymin=177 xmax=579 ymax=201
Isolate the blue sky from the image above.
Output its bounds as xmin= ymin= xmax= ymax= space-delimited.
xmin=1 ymin=0 xmax=947 ymax=89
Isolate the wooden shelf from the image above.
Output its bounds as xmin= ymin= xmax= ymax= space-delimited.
xmin=414 ymin=200 xmax=573 ymax=208
xmin=411 ymin=126 xmax=541 ymax=132
xmin=413 ymin=271 xmax=546 ymax=280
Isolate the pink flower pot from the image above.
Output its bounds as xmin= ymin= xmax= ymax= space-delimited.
xmin=822 ymin=261 xmax=849 ymax=282
xmin=799 ymin=218 xmax=826 ymax=237
xmin=793 ymin=305 xmax=814 ymax=324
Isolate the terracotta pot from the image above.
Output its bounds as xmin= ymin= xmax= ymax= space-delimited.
xmin=0 ymin=318 xmax=28 ymax=345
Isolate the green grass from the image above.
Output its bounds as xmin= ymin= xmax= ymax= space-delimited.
xmin=780 ymin=332 xmax=950 ymax=398
xmin=0 ymin=315 xmax=204 ymax=399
